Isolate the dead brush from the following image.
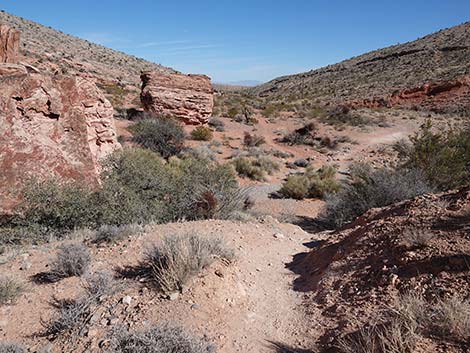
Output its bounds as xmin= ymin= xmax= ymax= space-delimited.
xmin=401 ymin=229 xmax=434 ymax=249
xmin=145 ymin=234 xmax=234 ymax=293
xmin=432 ymin=295 xmax=470 ymax=341
xmin=42 ymin=271 xmax=117 ymax=338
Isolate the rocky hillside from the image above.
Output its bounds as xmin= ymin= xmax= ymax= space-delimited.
xmin=252 ymin=22 xmax=470 ymax=112
xmin=0 ymin=10 xmax=175 ymax=86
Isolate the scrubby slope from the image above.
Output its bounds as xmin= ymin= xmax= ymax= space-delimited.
xmin=253 ymin=22 xmax=470 ymax=108
xmin=291 ymin=188 xmax=470 ymax=352
xmin=0 ymin=10 xmax=175 ymax=85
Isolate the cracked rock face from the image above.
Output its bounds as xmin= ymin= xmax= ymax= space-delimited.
xmin=0 ymin=68 xmax=121 ymax=210
xmin=140 ymin=71 xmax=214 ymax=125
xmin=0 ymin=23 xmax=20 ymax=63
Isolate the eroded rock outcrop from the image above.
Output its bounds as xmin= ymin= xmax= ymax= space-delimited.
xmin=347 ymin=76 xmax=470 ymax=113
xmin=0 ymin=66 xmax=121 ymax=210
xmin=140 ymin=71 xmax=214 ymax=125
xmin=0 ymin=24 xmax=20 ymax=63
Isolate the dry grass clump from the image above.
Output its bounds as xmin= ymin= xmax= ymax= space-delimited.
xmin=279 ymin=166 xmax=340 ymax=200
xmin=145 ymin=234 xmax=234 ymax=293
xmin=231 ymin=156 xmax=280 ymax=181
xmin=50 ymin=243 xmax=91 ymax=279
xmin=191 ymin=126 xmax=213 ymax=141
xmin=0 ymin=276 xmax=24 ymax=305
xmin=92 ymin=224 xmax=142 ymax=245
xmin=43 ymin=271 xmax=117 ymax=338
xmin=0 ymin=343 xmax=26 ymax=353
xmin=337 ymin=292 xmax=470 ymax=353
xmin=401 ymin=229 xmax=434 ymax=249
xmin=243 ymin=132 xmax=266 ymax=147
xmin=107 ymin=323 xmax=215 ymax=353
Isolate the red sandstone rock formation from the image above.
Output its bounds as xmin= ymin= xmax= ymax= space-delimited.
xmin=347 ymin=76 xmax=470 ymax=112
xmin=0 ymin=66 xmax=121 ymax=210
xmin=140 ymin=71 xmax=214 ymax=125
xmin=0 ymin=24 xmax=20 ymax=63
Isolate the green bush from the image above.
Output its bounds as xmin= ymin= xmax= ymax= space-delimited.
xmin=398 ymin=121 xmax=470 ymax=191
xmin=279 ymin=166 xmax=340 ymax=200
xmin=322 ymin=163 xmax=432 ymax=228
xmin=231 ymin=156 xmax=280 ymax=181
xmin=129 ymin=117 xmax=186 ymax=158
xmin=191 ymin=126 xmax=213 ymax=141
xmin=4 ymin=149 xmax=245 ymax=243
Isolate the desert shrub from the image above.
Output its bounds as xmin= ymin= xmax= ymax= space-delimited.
xmin=227 ymin=106 xmax=239 ymax=119
xmin=398 ymin=121 xmax=470 ymax=190
xmin=321 ymin=105 xmax=375 ymax=127
xmin=231 ymin=156 xmax=280 ymax=181
xmin=182 ymin=145 xmax=217 ymax=161
xmin=0 ymin=343 xmax=26 ymax=353
xmin=208 ymin=117 xmax=225 ymax=132
xmin=243 ymin=132 xmax=266 ymax=147
xmin=282 ymin=122 xmax=317 ymax=145
xmin=145 ymin=234 xmax=234 ymax=293
xmin=44 ymin=271 xmax=116 ymax=337
xmin=14 ymin=179 xmax=94 ymax=232
xmin=280 ymin=166 xmax=340 ymax=200
xmin=92 ymin=224 xmax=142 ymax=245
xmin=191 ymin=126 xmax=213 ymax=141
xmin=323 ymin=163 xmax=432 ymax=228
xmin=4 ymin=149 xmax=244 ymax=241
xmin=130 ymin=118 xmax=186 ymax=158
xmin=0 ymin=276 xmax=24 ymax=305
xmin=107 ymin=323 xmax=215 ymax=353
xmin=50 ymin=243 xmax=91 ymax=279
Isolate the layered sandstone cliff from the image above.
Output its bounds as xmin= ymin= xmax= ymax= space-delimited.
xmin=140 ymin=71 xmax=214 ymax=125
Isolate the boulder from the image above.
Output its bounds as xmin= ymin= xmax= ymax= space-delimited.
xmin=0 ymin=66 xmax=121 ymax=210
xmin=0 ymin=24 xmax=20 ymax=63
xmin=140 ymin=71 xmax=214 ymax=125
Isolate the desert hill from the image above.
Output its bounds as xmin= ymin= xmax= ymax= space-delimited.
xmin=0 ymin=10 xmax=175 ymax=86
xmin=252 ymin=22 xmax=470 ymax=112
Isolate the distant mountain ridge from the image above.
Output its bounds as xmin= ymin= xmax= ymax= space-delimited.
xmin=252 ymin=22 xmax=470 ymax=110
xmin=0 ymin=10 xmax=176 ymax=85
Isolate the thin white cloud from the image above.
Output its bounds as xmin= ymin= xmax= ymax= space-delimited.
xmin=137 ymin=40 xmax=191 ymax=48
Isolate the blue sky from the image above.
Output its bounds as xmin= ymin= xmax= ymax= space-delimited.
xmin=2 ymin=1 xmax=469 ymax=83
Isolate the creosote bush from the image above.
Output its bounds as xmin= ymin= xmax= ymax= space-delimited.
xmin=145 ymin=234 xmax=234 ymax=293
xmin=397 ymin=121 xmax=470 ymax=191
xmin=323 ymin=163 xmax=432 ymax=228
xmin=280 ymin=166 xmax=340 ymax=200
xmin=129 ymin=117 xmax=186 ymax=158
xmin=0 ymin=276 xmax=24 ymax=305
xmin=107 ymin=323 xmax=215 ymax=353
xmin=231 ymin=156 xmax=280 ymax=181
xmin=191 ymin=126 xmax=213 ymax=141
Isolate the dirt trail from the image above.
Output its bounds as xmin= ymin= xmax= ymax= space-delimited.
xmin=0 ymin=219 xmax=317 ymax=353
